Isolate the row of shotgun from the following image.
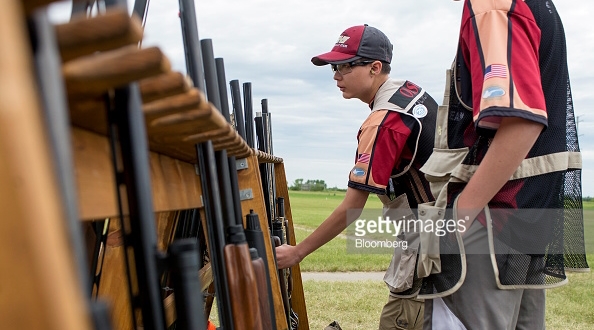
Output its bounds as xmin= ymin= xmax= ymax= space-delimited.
xmin=178 ymin=1 xmax=300 ymax=329
xmin=22 ymin=0 xmax=303 ymax=329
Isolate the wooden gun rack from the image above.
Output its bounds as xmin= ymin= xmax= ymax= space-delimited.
xmin=0 ymin=2 xmax=309 ymax=329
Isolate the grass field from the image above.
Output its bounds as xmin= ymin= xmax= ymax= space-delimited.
xmin=290 ymin=190 xmax=392 ymax=272
xmin=290 ymin=191 xmax=594 ymax=329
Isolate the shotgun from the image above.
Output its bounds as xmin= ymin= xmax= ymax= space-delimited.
xmin=261 ymin=99 xmax=277 ymax=224
xmin=259 ymin=103 xmax=299 ymax=330
xmin=254 ymin=112 xmax=273 ymax=226
xmin=271 ymin=202 xmax=291 ymax=328
xmin=250 ymin=247 xmax=275 ymax=330
xmin=195 ymin=143 xmax=234 ymax=330
xmin=255 ymin=101 xmax=299 ymax=328
xmin=201 ymin=38 xmax=265 ymax=330
xmin=229 ymin=79 xmax=247 ymax=139
xmin=107 ymin=82 xmax=168 ymax=330
xmin=215 ymin=149 xmax=263 ymax=330
xmin=167 ymin=238 xmax=207 ymax=330
xmin=243 ymin=82 xmax=255 ymax=148
xmin=30 ymin=8 xmax=113 ymax=329
xmin=178 ymin=0 xmax=205 ymax=92
xmin=197 ymin=140 xmax=263 ymax=330
xmin=215 ymin=58 xmax=232 ymax=121
xmin=64 ymin=2 xmax=207 ymax=329
xmin=229 ymin=78 xmax=278 ymax=330
xmin=179 ymin=2 xmax=233 ymax=327
xmin=276 ymin=197 xmax=299 ymax=329
xmin=244 ymin=210 xmax=277 ymax=329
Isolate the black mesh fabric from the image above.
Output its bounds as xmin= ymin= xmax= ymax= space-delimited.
xmin=564 ymin=169 xmax=589 ymax=270
xmin=527 ymin=0 xmax=589 ymax=273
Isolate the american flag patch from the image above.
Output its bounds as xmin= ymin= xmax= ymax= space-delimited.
xmin=357 ymin=153 xmax=370 ymax=164
xmin=484 ymin=64 xmax=507 ymax=80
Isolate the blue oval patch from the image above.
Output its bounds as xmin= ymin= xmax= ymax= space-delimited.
xmin=352 ymin=167 xmax=366 ymax=177
xmin=482 ymin=86 xmax=506 ymax=99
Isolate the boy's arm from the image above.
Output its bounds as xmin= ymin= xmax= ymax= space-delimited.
xmin=275 ymin=187 xmax=370 ymax=268
xmin=456 ymin=117 xmax=544 ymax=230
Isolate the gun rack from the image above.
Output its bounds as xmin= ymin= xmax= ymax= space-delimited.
xmin=0 ymin=1 xmax=309 ymax=329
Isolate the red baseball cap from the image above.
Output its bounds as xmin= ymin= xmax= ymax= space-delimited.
xmin=311 ymin=24 xmax=393 ymax=66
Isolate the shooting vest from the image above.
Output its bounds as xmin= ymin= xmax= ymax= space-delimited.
xmin=387 ymin=63 xmax=588 ymax=300
xmin=370 ymin=79 xmax=437 ymax=183
xmin=369 ymin=80 xmax=438 ymax=299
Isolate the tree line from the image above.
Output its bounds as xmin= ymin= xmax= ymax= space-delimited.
xmin=289 ymin=179 xmax=328 ymax=191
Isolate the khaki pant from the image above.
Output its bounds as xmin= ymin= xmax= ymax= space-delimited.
xmin=424 ymin=221 xmax=545 ymax=330
xmin=379 ymin=295 xmax=424 ymax=330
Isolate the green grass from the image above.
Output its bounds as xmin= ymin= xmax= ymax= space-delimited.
xmin=289 ymin=190 xmax=392 ymax=272
xmin=290 ymin=191 xmax=594 ymax=329
xmin=288 ymin=190 xmax=383 ymax=228
xmin=544 ymin=201 xmax=594 ymax=329
xmin=546 ymin=255 xmax=594 ymax=329
xmin=302 ymin=280 xmax=387 ymax=330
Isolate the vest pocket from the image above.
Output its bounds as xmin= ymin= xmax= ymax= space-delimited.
xmin=417 ymin=202 xmax=444 ymax=278
xmin=382 ymin=193 xmax=418 ymax=293
xmin=384 ymin=237 xmax=419 ymax=292
xmin=420 ymin=147 xmax=468 ymax=202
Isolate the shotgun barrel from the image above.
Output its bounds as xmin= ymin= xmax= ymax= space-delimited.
xmin=179 ymin=1 xmax=234 ymax=327
xmin=200 ymin=39 xmax=221 ymax=112
xmin=215 ymin=58 xmax=232 ymax=122
xmin=167 ymin=239 xmax=207 ymax=330
xmin=195 ymin=142 xmax=234 ymax=329
xmin=229 ymin=79 xmax=247 ymax=140
xmin=178 ymin=0 xmax=205 ymax=91
xmin=243 ymin=82 xmax=255 ymax=148
xmin=107 ymin=83 xmax=168 ymax=330
xmin=254 ymin=112 xmax=273 ymax=225
xmin=201 ymin=37 xmax=264 ymax=330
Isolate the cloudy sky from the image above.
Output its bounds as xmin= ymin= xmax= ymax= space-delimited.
xmin=49 ymin=0 xmax=593 ymax=196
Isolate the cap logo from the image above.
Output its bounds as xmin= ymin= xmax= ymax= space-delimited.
xmin=335 ymin=35 xmax=350 ymax=47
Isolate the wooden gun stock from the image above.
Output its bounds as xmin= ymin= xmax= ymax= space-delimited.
xmin=250 ymin=248 xmax=274 ymax=330
xmin=224 ymin=243 xmax=263 ymax=330
xmin=244 ymin=209 xmax=280 ymax=330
